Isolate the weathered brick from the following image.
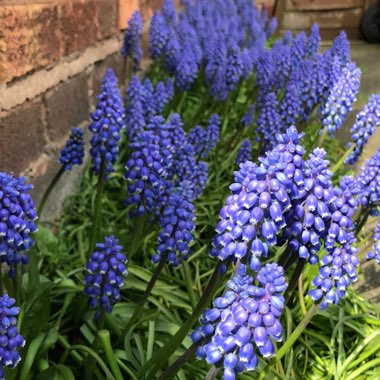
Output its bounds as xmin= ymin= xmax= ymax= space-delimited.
xmin=139 ymin=0 xmax=163 ymax=21
xmin=119 ymin=0 xmax=139 ymax=29
xmin=93 ymin=53 xmax=124 ymax=103
xmin=60 ymin=0 xmax=98 ymax=56
xmin=96 ymin=0 xmax=118 ymax=39
xmin=44 ymin=73 xmax=90 ymax=143
xmin=0 ymin=4 xmax=61 ymax=84
xmin=0 ymin=99 xmax=47 ymax=174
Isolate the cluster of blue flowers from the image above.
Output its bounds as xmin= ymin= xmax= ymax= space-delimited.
xmin=235 ymin=139 xmax=252 ymax=165
xmin=150 ymin=0 xmax=273 ymax=97
xmin=84 ymin=236 xmax=128 ymax=319
xmin=240 ymin=104 xmax=255 ymax=128
xmin=125 ymin=130 xmax=167 ymax=216
xmin=0 ymin=172 xmax=37 ymax=278
xmin=152 ymin=182 xmax=195 ymax=267
xmin=346 ymin=94 xmax=380 ymax=164
xmin=367 ymin=221 xmax=380 ymax=263
xmin=125 ymin=75 xmax=175 ymax=143
xmin=0 ymin=294 xmax=25 ymax=379
xmin=187 ymin=114 xmax=220 ymax=159
xmin=89 ymin=68 xmax=125 ymax=177
xmin=209 ymin=126 xmax=361 ymax=312
xmin=320 ymin=60 xmax=361 ymax=137
xmin=59 ymin=127 xmax=85 ymax=171
xmin=191 ymin=264 xmax=287 ymax=379
xmin=121 ymin=11 xmax=143 ymax=71
xmin=357 ymin=148 xmax=380 ymax=216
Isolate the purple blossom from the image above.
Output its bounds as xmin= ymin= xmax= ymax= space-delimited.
xmin=152 ymin=182 xmax=195 ymax=267
xmin=305 ymin=23 xmax=320 ymax=56
xmin=0 ymin=294 xmax=25 ymax=378
xmin=235 ymin=139 xmax=252 ymax=165
xmin=0 ymin=172 xmax=37 ymax=278
xmin=121 ymin=11 xmax=143 ymax=70
xmin=346 ymin=94 xmax=380 ymax=164
xmin=357 ymin=148 xmax=380 ymax=215
xmin=125 ymin=75 xmax=146 ymax=143
xmin=150 ymin=12 xmax=170 ymax=59
xmin=84 ymin=236 xmax=127 ymax=319
xmin=256 ymin=92 xmax=281 ymax=148
xmin=367 ymin=220 xmax=380 ymax=263
xmin=187 ymin=114 xmax=220 ymax=159
xmin=125 ymin=131 xmax=167 ymax=216
xmin=154 ymin=78 xmax=174 ymax=114
xmin=210 ymin=127 xmax=306 ymax=266
xmin=192 ymin=263 xmax=287 ymax=379
xmin=59 ymin=127 xmax=85 ymax=171
xmin=320 ymin=60 xmax=361 ymax=137
xmin=240 ymin=104 xmax=255 ymax=127
xmin=89 ymin=68 xmax=125 ymax=176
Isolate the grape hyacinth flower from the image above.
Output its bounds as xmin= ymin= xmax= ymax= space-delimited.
xmin=367 ymin=220 xmax=380 ymax=263
xmin=256 ymin=92 xmax=281 ymax=148
xmin=0 ymin=172 xmax=37 ymax=278
xmin=84 ymin=236 xmax=128 ymax=319
xmin=0 ymin=294 xmax=25 ymax=378
xmin=357 ymin=148 xmax=380 ymax=216
xmin=125 ymin=75 xmax=146 ymax=143
xmin=154 ymin=78 xmax=174 ymax=114
xmin=320 ymin=60 xmax=361 ymax=137
xmin=210 ymin=127 xmax=306 ymax=268
xmin=151 ymin=182 xmax=195 ymax=267
xmin=89 ymin=68 xmax=125 ymax=177
xmin=191 ymin=264 xmax=287 ymax=379
xmin=346 ymin=94 xmax=380 ymax=164
xmin=187 ymin=114 xmax=220 ymax=159
xmin=235 ymin=139 xmax=252 ymax=165
xmin=241 ymin=104 xmax=255 ymax=128
xmin=125 ymin=131 xmax=167 ymax=216
xmin=309 ymin=231 xmax=359 ymax=309
xmin=121 ymin=11 xmax=143 ymax=70
xmin=59 ymin=127 xmax=85 ymax=171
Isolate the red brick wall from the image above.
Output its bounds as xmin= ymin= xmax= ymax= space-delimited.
xmin=0 ymin=0 xmax=274 ymax=210
xmin=0 ymin=0 xmax=161 ymax=186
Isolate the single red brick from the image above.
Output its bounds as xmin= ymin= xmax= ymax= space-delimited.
xmin=0 ymin=4 xmax=61 ymax=84
xmin=59 ymin=0 xmax=98 ymax=56
xmin=96 ymin=0 xmax=118 ymax=39
xmin=0 ymin=98 xmax=47 ymax=175
xmin=139 ymin=0 xmax=163 ymax=21
xmin=44 ymin=73 xmax=90 ymax=143
xmin=118 ymin=0 xmax=139 ymax=29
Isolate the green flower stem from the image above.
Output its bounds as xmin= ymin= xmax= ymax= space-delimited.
xmin=12 ymin=274 xmax=20 ymax=304
xmin=355 ymin=207 xmax=371 ymax=237
xmin=181 ymin=256 xmax=197 ymax=310
xmin=137 ymin=265 xmax=223 ymax=379
xmin=331 ymin=144 xmax=355 ymax=174
xmin=205 ymin=366 xmax=220 ymax=380
xmin=28 ymin=246 xmax=40 ymax=295
xmin=316 ymin=127 xmax=328 ymax=149
xmin=298 ymin=275 xmax=307 ymax=316
xmin=284 ymin=258 xmax=306 ymax=301
xmin=118 ymin=252 xmax=169 ymax=342
xmin=158 ymin=341 xmax=203 ymax=380
xmin=175 ymin=91 xmax=187 ymax=114
xmin=128 ymin=214 xmax=148 ymax=258
xmin=98 ymin=329 xmax=124 ymax=380
xmin=89 ymin=158 xmax=106 ymax=256
xmin=37 ymin=166 xmax=65 ymax=220
xmin=258 ymin=302 xmax=320 ymax=380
